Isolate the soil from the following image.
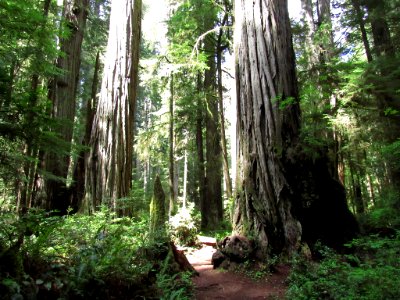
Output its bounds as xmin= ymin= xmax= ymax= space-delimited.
xmin=185 ymin=240 xmax=290 ymax=300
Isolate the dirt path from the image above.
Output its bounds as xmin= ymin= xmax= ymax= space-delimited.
xmin=185 ymin=239 xmax=289 ymax=300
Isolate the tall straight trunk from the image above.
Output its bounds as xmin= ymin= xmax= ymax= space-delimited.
xmin=217 ymin=30 xmax=232 ymax=199
xmin=364 ymin=1 xmax=395 ymax=58
xmin=196 ymin=74 xmax=207 ymax=220
xmin=182 ymin=147 xmax=188 ymax=209
xmin=363 ymin=1 xmax=400 ymax=190
xmin=70 ymin=51 xmax=100 ymax=211
xmin=204 ymin=34 xmax=223 ymax=229
xmin=349 ymin=159 xmax=364 ymax=214
xmin=17 ymin=0 xmax=52 ymax=213
xmin=44 ymin=0 xmax=89 ymax=212
xmin=300 ymin=0 xmax=318 ymax=68
xmin=169 ymin=72 xmax=176 ymax=216
xmin=83 ymin=0 xmax=142 ymax=214
xmin=302 ymin=0 xmax=341 ymax=181
xmin=233 ymin=0 xmax=357 ymax=255
xmin=352 ymin=0 xmax=373 ymax=62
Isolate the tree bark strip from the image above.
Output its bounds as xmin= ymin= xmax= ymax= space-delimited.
xmin=83 ymin=0 xmax=142 ymax=214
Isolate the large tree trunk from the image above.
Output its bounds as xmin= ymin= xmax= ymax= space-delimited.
xmin=204 ymin=31 xmax=223 ymax=230
xmin=363 ymin=0 xmax=400 ymax=190
xmin=233 ymin=0 xmax=357 ymax=256
xmin=43 ymin=0 xmax=89 ymax=213
xmin=83 ymin=0 xmax=142 ymax=214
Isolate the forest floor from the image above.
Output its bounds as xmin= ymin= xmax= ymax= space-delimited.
xmin=185 ymin=238 xmax=290 ymax=300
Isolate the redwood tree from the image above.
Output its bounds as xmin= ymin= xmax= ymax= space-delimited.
xmin=83 ymin=0 xmax=142 ymax=214
xmin=41 ymin=0 xmax=89 ymax=212
xmin=233 ymin=0 xmax=357 ymax=256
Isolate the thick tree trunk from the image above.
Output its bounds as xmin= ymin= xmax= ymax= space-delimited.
xmin=363 ymin=1 xmax=400 ymax=190
xmin=44 ymin=0 xmax=89 ymax=212
xmin=83 ymin=0 xmax=142 ymax=214
xmin=233 ymin=0 xmax=357 ymax=256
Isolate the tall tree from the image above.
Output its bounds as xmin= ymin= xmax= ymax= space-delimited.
xmin=233 ymin=0 xmax=357 ymax=256
xmin=168 ymin=72 xmax=177 ymax=216
xmin=83 ymin=0 xmax=142 ymax=214
xmin=203 ymin=1 xmax=223 ymax=229
xmin=41 ymin=0 xmax=89 ymax=212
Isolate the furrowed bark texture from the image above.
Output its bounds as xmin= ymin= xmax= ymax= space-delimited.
xmin=204 ymin=32 xmax=223 ymax=230
xmin=83 ymin=0 xmax=142 ymax=214
xmin=234 ymin=0 xmax=357 ymax=255
xmin=44 ymin=0 xmax=89 ymax=212
xmin=70 ymin=51 xmax=100 ymax=212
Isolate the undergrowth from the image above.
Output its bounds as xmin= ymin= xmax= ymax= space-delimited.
xmin=286 ymin=232 xmax=400 ymax=300
xmin=0 ymin=207 xmax=193 ymax=299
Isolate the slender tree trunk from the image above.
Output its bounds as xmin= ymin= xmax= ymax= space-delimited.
xmin=70 ymin=51 xmax=100 ymax=211
xmin=182 ymin=147 xmax=188 ymax=209
xmin=217 ymin=31 xmax=232 ymax=199
xmin=83 ymin=0 xmax=142 ymax=214
xmin=301 ymin=0 xmax=318 ymax=68
xmin=233 ymin=0 xmax=357 ymax=255
xmin=196 ymin=74 xmax=207 ymax=221
xmin=17 ymin=0 xmax=52 ymax=213
xmin=352 ymin=0 xmax=373 ymax=62
xmin=169 ymin=72 xmax=176 ymax=216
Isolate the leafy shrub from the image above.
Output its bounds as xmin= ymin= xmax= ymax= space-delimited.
xmin=0 ymin=207 xmax=193 ymax=299
xmin=359 ymin=190 xmax=400 ymax=232
xmin=287 ymin=234 xmax=400 ymax=300
xmin=169 ymin=203 xmax=199 ymax=247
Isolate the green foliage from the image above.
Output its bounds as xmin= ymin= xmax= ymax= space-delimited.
xmin=0 ymin=208 xmax=193 ymax=299
xmin=287 ymin=235 xmax=400 ymax=300
xmin=359 ymin=189 xmax=400 ymax=230
xmin=157 ymin=270 xmax=193 ymax=300
xmin=169 ymin=203 xmax=200 ymax=246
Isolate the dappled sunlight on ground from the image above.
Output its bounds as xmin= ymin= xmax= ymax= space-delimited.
xmin=185 ymin=237 xmax=289 ymax=300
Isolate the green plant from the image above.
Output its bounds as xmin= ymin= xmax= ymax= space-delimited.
xmin=0 ymin=207 xmax=195 ymax=299
xmin=287 ymin=234 xmax=400 ymax=300
xmin=157 ymin=271 xmax=193 ymax=300
xmin=169 ymin=203 xmax=199 ymax=247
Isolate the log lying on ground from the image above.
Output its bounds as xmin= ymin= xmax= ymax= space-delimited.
xmin=198 ymin=236 xmax=217 ymax=247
